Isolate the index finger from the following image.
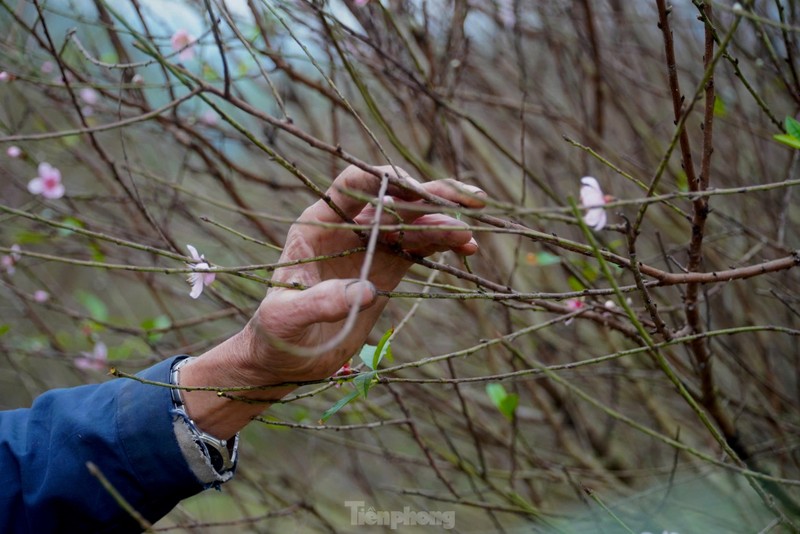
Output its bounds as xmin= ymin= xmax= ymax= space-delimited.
xmin=304 ymin=165 xmax=421 ymax=223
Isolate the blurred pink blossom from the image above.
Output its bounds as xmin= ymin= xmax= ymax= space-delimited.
xmin=579 ymin=176 xmax=607 ymax=231
xmin=186 ymin=244 xmax=215 ymax=299
xmin=28 ymin=163 xmax=65 ymax=199
xmin=353 ymin=0 xmax=370 ymax=5
xmin=6 ymin=146 xmax=22 ymax=158
xmin=41 ymin=61 xmax=55 ymax=74
xmin=0 ymin=71 xmax=9 ymax=82
xmin=76 ymin=341 xmax=108 ymax=371
xmin=3 ymin=244 xmax=22 ymax=275
xmin=1 ymin=256 xmax=14 ymax=275
xmin=564 ymin=298 xmax=585 ymax=325
xmin=79 ymin=87 xmax=99 ymax=105
xmin=199 ymin=110 xmax=218 ymax=126
xmin=171 ymin=29 xmax=196 ymax=61
xmin=33 ymin=290 xmax=50 ymax=303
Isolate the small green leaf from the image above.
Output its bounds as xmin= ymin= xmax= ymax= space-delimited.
xmin=581 ymin=264 xmax=598 ymax=283
xmin=358 ymin=345 xmax=376 ymax=370
xmin=76 ymin=291 xmax=109 ymax=322
xmin=319 ymin=389 xmax=359 ymax=423
xmin=774 ymin=134 xmax=800 ymax=150
xmin=676 ymin=169 xmax=689 ymax=192
xmin=141 ymin=315 xmax=171 ymax=343
xmin=100 ymin=52 xmax=119 ymax=64
xmin=786 ymin=116 xmax=800 ymax=139
xmin=14 ymin=231 xmax=46 ymax=245
xmin=202 ymin=63 xmax=219 ymax=81
xmin=141 ymin=315 xmax=171 ymax=331
xmin=713 ymin=96 xmax=726 ymax=118
xmin=486 ymin=383 xmax=519 ymax=420
xmin=567 ymin=276 xmax=585 ymax=292
xmin=57 ymin=217 xmax=85 ymax=237
xmin=0 ymin=324 xmax=10 ymax=337
xmin=354 ymin=371 xmax=377 ymax=398
xmin=527 ymin=251 xmax=561 ymax=266
xmin=61 ymin=134 xmax=80 ymax=147
xmin=359 ymin=328 xmax=394 ymax=369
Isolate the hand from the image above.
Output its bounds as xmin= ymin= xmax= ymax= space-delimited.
xmin=244 ymin=164 xmax=485 ymax=384
xmin=181 ymin=165 xmax=485 ymax=438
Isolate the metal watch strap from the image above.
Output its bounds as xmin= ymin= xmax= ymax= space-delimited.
xmin=170 ymin=357 xmax=239 ymax=473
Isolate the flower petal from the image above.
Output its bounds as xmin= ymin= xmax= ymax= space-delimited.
xmin=583 ymin=208 xmax=607 ymax=231
xmin=186 ymin=244 xmax=201 ymax=261
xmin=28 ymin=177 xmax=44 ymax=194
xmin=580 ymin=176 xmax=605 ymax=207
xmin=42 ymin=183 xmax=65 ymax=199
xmin=188 ymin=272 xmax=204 ymax=298
xmin=93 ymin=341 xmax=108 ymax=362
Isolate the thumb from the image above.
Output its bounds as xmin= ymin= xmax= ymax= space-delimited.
xmin=279 ymin=279 xmax=377 ymax=329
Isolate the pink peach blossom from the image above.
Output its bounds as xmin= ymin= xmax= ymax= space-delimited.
xmin=28 ymin=163 xmax=65 ymax=199
xmin=171 ymin=29 xmax=196 ymax=61
xmin=75 ymin=341 xmax=108 ymax=371
xmin=79 ymin=87 xmax=99 ymax=105
xmin=186 ymin=244 xmax=215 ymax=298
xmin=579 ymin=176 xmax=607 ymax=231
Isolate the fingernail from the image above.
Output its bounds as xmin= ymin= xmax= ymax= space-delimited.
xmin=345 ymin=280 xmax=376 ymax=307
xmin=463 ymin=184 xmax=486 ymax=196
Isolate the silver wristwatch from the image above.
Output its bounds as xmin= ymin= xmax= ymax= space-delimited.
xmin=170 ymin=357 xmax=239 ymax=473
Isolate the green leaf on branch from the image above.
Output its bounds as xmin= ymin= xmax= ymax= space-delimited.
xmin=57 ymin=217 xmax=84 ymax=237
xmin=773 ymin=134 xmax=800 ymax=150
xmin=713 ymin=95 xmax=726 ymax=118
xmin=786 ymin=116 xmax=800 ymax=139
xmin=354 ymin=371 xmax=378 ymax=398
xmin=359 ymin=327 xmax=394 ymax=370
xmin=0 ymin=324 xmax=10 ymax=337
xmin=567 ymin=276 xmax=585 ymax=292
xmin=319 ymin=389 xmax=360 ymax=423
xmin=486 ymin=383 xmax=519 ymax=421
xmin=76 ymin=291 xmax=108 ymax=322
xmin=141 ymin=315 xmax=171 ymax=342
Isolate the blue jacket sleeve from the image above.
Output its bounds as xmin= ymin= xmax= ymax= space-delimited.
xmin=0 ymin=356 xmax=206 ymax=533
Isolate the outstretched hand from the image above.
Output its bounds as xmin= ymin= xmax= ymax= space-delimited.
xmin=181 ymin=165 xmax=485 ymax=438
xmin=246 ymin=165 xmax=485 ymax=384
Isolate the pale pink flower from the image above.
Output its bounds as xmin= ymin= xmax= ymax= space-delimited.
xmin=76 ymin=341 xmax=108 ymax=371
xmin=199 ymin=110 xmax=218 ymax=126
xmin=41 ymin=61 xmax=55 ymax=74
xmin=79 ymin=87 xmax=99 ymax=105
xmin=33 ymin=290 xmax=50 ymax=303
xmin=171 ymin=29 xmax=196 ymax=61
xmin=28 ymin=162 xmax=65 ymax=199
xmin=0 ymin=71 xmax=9 ymax=82
xmin=186 ymin=244 xmax=215 ymax=299
xmin=564 ymin=298 xmax=585 ymax=325
xmin=131 ymin=73 xmax=144 ymax=85
xmin=2 ymin=244 xmax=22 ymax=275
xmin=353 ymin=0 xmax=370 ymax=5
xmin=579 ymin=176 xmax=607 ymax=231
xmin=6 ymin=146 xmax=22 ymax=158
xmin=1 ymin=255 xmax=14 ymax=275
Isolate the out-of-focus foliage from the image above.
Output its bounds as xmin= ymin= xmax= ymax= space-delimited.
xmin=1 ymin=0 xmax=799 ymax=531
